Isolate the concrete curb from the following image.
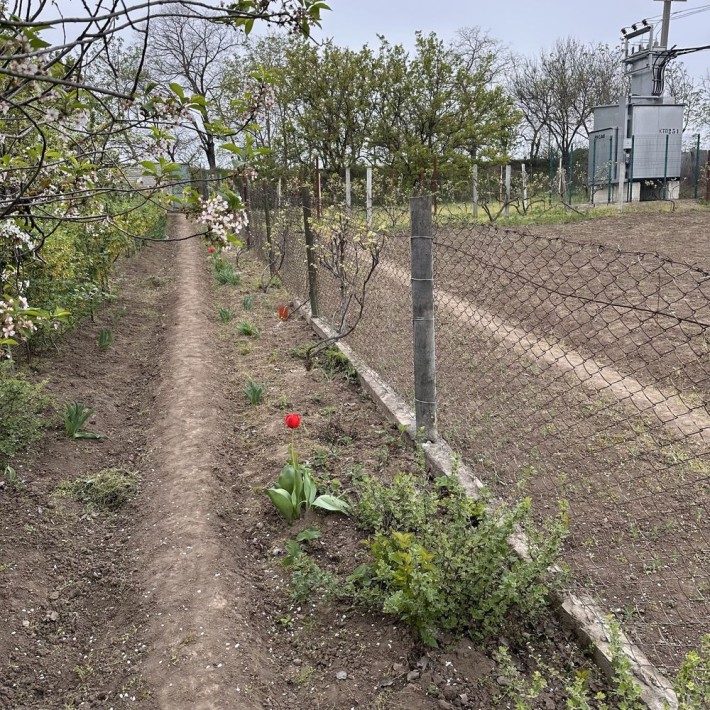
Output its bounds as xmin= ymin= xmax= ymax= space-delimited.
xmin=305 ymin=310 xmax=677 ymax=710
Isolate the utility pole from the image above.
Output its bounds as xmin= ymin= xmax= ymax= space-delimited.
xmin=654 ymin=0 xmax=686 ymax=48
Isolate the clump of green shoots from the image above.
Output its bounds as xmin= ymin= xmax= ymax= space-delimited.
xmin=244 ymin=377 xmax=266 ymax=405
xmin=98 ymin=328 xmax=113 ymax=350
xmin=218 ymin=307 xmax=233 ymax=322
xmin=237 ymin=320 xmax=259 ymax=337
xmin=64 ymin=403 xmax=104 ymax=439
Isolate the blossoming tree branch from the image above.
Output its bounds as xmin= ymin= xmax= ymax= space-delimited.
xmin=0 ymin=0 xmax=329 ymax=353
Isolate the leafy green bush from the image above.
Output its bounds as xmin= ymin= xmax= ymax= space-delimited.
xmin=675 ymin=634 xmax=710 ymax=709
xmin=0 ymin=363 xmax=49 ymax=462
xmin=351 ymin=472 xmax=566 ymax=644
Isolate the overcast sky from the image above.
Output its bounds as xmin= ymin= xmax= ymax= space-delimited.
xmin=312 ymin=0 xmax=710 ymax=79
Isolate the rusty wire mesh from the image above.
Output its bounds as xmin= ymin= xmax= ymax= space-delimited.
xmin=248 ymin=183 xmax=710 ymax=674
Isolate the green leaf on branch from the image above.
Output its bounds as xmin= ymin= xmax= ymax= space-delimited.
xmin=169 ymin=82 xmax=185 ymax=101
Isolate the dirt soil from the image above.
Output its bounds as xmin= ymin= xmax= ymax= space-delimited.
xmin=526 ymin=203 xmax=710 ymax=270
xmin=0 ymin=214 xmax=616 ymax=709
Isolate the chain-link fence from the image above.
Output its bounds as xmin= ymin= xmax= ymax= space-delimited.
xmin=431 ymin=216 xmax=709 ymax=674
xmin=248 ymin=182 xmax=710 ymax=676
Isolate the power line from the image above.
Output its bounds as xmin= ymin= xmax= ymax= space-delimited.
xmin=644 ymin=2 xmax=710 ymax=22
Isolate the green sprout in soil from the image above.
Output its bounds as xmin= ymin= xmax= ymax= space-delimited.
xmin=64 ymin=402 xmax=104 ymax=439
xmin=244 ymin=377 xmax=266 ymax=405
xmin=237 ymin=320 xmax=259 ymax=337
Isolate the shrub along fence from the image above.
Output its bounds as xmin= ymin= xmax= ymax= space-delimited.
xmin=248 ymin=182 xmax=710 ymax=679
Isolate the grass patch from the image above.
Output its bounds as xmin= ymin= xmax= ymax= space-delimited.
xmin=56 ymin=467 xmax=138 ymax=512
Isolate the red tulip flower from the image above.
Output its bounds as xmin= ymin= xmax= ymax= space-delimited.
xmin=208 ymin=246 xmax=215 ymax=253
xmin=278 ymin=304 xmax=289 ymax=321
xmin=285 ymin=413 xmax=301 ymax=429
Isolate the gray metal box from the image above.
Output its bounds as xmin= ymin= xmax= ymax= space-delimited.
xmin=628 ymin=104 xmax=683 ymax=179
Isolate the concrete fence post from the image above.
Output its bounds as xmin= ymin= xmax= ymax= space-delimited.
xmin=366 ymin=166 xmax=373 ymax=227
xmin=345 ymin=166 xmax=352 ymax=217
xmin=263 ymin=189 xmax=275 ymax=276
xmin=410 ymin=195 xmax=437 ymax=442
xmin=301 ymin=187 xmax=319 ymax=318
xmin=472 ymin=164 xmax=479 ymax=218
xmin=504 ymin=164 xmax=511 ymax=218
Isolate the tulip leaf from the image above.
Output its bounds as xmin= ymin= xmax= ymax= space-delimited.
xmin=313 ymin=494 xmax=350 ymax=514
xmin=266 ymin=488 xmax=295 ymax=524
xmin=277 ymin=464 xmax=296 ymax=493
xmin=302 ymin=472 xmax=317 ymax=508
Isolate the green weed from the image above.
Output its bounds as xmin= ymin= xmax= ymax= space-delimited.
xmin=242 ymin=295 xmax=254 ymax=311
xmin=214 ymin=260 xmax=241 ymax=285
xmin=3 ymin=464 xmax=23 ymax=491
xmin=283 ymin=537 xmax=339 ymax=601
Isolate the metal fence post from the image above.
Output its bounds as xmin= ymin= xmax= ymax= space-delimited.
xmin=590 ymin=140 xmax=597 ymax=205
xmin=663 ymin=133 xmax=669 ymax=199
xmin=607 ymin=137 xmax=613 ymax=204
xmin=410 ymin=195 xmax=437 ymax=442
xmin=627 ymin=135 xmax=635 ymax=202
xmin=315 ymin=156 xmax=322 ymax=219
xmin=301 ymin=187 xmax=319 ymax=318
xmin=366 ymin=166 xmax=373 ymax=227
xmin=567 ymin=148 xmax=573 ymax=204
xmin=244 ymin=176 xmax=252 ymax=248
xmin=617 ymin=142 xmax=626 ymax=213
xmin=693 ymin=133 xmax=700 ymax=200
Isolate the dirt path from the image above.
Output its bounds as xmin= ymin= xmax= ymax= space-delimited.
xmin=135 ymin=215 xmax=268 ymax=708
